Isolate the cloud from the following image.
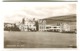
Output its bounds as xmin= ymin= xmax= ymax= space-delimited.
xmin=4 ymin=3 xmax=76 ymax=23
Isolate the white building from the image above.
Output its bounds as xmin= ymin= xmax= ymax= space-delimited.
xmin=16 ymin=18 xmax=36 ymax=31
xmin=38 ymin=19 xmax=46 ymax=31
xmin=43 ymin=14 xmax=76 ymax=32
xmin=4 ymin=23 xmax=15 ymax=28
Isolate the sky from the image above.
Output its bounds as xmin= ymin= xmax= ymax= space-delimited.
xmin=3 ymin=2 xmax=76 ymax=23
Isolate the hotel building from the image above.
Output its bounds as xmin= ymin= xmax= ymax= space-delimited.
xmin=42 ymin=14 xmax=76 ymax=32
xmin=15 ymin=14 xmax=76 ymax=33
xmin=16 ymin=18 xmax=36 ymax=31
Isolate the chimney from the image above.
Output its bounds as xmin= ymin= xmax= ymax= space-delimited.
xmin=22 ymin=18 xmax=25 ymax=24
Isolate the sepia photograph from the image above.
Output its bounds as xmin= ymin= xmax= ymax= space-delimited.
xmin=4 ymin=2 xmax=77 ymax=48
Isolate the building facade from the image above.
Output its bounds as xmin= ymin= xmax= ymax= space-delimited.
xmin=38 ymin=19 xmax=46 ymax=31
xmin=15 ymin=14 xmax=76 ymax=33
xmin=43 ymin=14 xmax=76 ymax=32
xmin=16 ymin=18 xmax=36 ymax=31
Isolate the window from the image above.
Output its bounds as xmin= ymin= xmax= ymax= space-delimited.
xmin=46 ymin=27 xmax=51 ymax=29
xmin=54 ymin=27 xmax=57 ymax=28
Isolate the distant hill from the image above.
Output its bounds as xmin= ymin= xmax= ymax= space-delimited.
xmin=42 ymin=14 xmax=76 ymax=24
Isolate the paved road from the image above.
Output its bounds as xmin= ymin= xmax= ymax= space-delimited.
xmin=4 ymin=31 xmax=76 ymax=48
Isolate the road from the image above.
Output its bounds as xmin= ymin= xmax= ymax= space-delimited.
xmin=4 ymin=31 xmax=76 ymax=48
